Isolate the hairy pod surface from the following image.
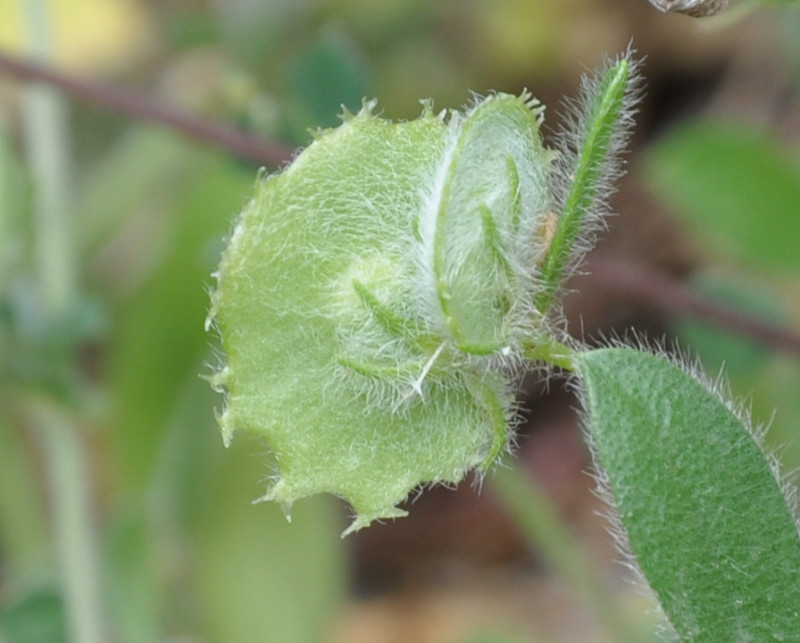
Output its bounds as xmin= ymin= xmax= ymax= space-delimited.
xmin=208 ymin=95 xmax=554 ymax=533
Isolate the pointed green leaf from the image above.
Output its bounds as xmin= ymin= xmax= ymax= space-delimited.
xmin=577 ymin=347 xmax=800 ymax=640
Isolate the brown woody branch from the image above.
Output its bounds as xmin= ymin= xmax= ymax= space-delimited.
xmin=589 ymin=256 xmax=800 ymax=356
xmin=0 ymin=50 xmax=294 ymax=167
xmin=1 ymin=50 xmax=799 ymax=357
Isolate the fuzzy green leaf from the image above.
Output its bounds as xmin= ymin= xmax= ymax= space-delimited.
xmin=577 ymin=347 xmax=800 ymax=640
xmin=209 ymin=95 xmax=553 ymax=533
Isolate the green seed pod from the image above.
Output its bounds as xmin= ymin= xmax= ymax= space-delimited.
xmin=208 ymin=95 xmax=554 ymax=534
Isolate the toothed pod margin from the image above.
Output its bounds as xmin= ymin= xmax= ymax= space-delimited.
xmin=208 ymin=93 xmax=555 ymax=534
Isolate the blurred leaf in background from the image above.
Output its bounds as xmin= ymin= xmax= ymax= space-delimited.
xmin=645 ymin=115 xmax=800 ymax=474
xmin=646 ymin=121 xmax=800 ymax=272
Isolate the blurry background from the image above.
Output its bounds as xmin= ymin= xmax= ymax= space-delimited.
xmin=1 ymin=0 xmax=800 ymax=641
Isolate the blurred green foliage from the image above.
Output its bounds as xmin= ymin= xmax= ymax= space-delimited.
xmin=646 ymin=121 xmax=800 ymax=272
xmin=645 ymin=118 xmax=800 ymax=467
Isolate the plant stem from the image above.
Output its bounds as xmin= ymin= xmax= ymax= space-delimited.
xmin=490 ymin=463 xmax=646 ymax=641
xmin=29 ymin=398 xmax=106 ymax=643
xmin=522 ymin=337 xmax=576 ymax=371
xmin=22 ymin=3 xmax=104 ymax=642
xmin=22 ymin=0 xmax=75 ymax=318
